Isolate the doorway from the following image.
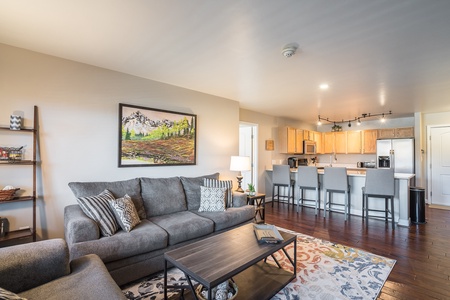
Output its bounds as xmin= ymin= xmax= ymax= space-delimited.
xmin=239 ymin=123 xmax=258 ymax=192
xmin=428 ymin=125 xmax=450 ymax=206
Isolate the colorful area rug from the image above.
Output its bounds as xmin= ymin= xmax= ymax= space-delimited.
xmin=122 ymin=228 xmax=396 ymax=300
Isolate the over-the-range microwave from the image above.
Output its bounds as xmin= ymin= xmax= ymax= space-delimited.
xmin=303 ymin=140 xmax=317 ymax=155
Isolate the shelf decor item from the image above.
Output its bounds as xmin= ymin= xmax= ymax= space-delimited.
xmin=119 ymin=103 xmax=197 ymax=167
xmin=0 ymin=187 xmax=20 ymax=201
xmin=10 ymin=115 xmax=21 ymax=130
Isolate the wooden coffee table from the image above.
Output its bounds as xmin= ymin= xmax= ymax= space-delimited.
xmin=164 ymin=223 xmax=297 ymax=300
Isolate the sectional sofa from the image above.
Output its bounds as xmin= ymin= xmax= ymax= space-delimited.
xmin=64 ymin=173 xmax=255 ymax=286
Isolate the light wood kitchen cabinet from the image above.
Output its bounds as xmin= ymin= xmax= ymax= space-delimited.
xmin=378 ymin=128 xmax=395 ymax=139
xmin=395 ymin=127 xmax=414 ymax=138
xmin=295 ymin=129 xmax=304 ymax=153
xmin=323 ymin=132 xmax=335 ymax=154
xmin=334 ymin=132 xmax=347 ymax=153
xmin=378 ymin=127 xmax=414 ymax=139
xmin=362 ymin=130 xmax=378 ymax=153
xmin=313 ymin=131 xmax=323 ymax=154
xmin=347 ymin=131 xmax=362 ymax=153
xmin=278 ymin=126 xmax=303 ymax=154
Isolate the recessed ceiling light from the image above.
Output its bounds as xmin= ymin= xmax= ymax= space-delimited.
xmin=319 ymin=83 xmax=329 ymax=90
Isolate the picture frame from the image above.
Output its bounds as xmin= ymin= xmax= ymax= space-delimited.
xmin=265 ymin=139 xmax=274 ymax=151
xmin=118 ymin=103 xmax=197 ymax=167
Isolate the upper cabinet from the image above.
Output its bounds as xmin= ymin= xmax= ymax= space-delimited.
xmin=378 ymin=127 xmax=414 ymax=139
xmin=347 ymin=131 xmax=362 ymax=153
xmin=362 ymin=129 xmax=378 ymax=154
xmin=312 ymin=131 xmax=322 ymax=154
xmin=278 ymin=126 xmax=303 ymax=154
xmin=322 ymin=132 xmax=335 ymax=154
xmin=334 ymin=132 xmax=347 ymax=153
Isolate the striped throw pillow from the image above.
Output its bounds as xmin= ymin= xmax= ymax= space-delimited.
xmin=77 ymin=189 xmax=119 ymax=237
xmin=198 ymin=186 xmax=227 ymax=212
xmin=204 ymin=179 xmax=233 ymax=207
xmin=109 ymin=194 xmax=141 ymax=232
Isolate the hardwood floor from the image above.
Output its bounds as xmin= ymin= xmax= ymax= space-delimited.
xmin=265 ymin=202 xmax=450 ymax=299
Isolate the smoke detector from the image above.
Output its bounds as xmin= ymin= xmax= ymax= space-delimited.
xmin=281 ymin=44 xmax=298 ymax=58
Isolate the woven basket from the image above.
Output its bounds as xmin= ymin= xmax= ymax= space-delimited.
xmin=195 ymin=280 xmax=238 ymax=300
xmin=0 ymin=188 xmax=19 ymax=201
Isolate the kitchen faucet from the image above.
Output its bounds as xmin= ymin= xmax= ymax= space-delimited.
xmin=329 ymin=152 xmax=337 ymax=167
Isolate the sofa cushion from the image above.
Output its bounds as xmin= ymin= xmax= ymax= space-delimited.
xmin=68 ymin=178 xmax=146 ymax=219
xmin=179 ymin=173 xmax=219 ymax=211
xmin=203 ymin=178 xmax=233 ymax=207
xmin=68 ymin=219 xmax=168 ymax=263
xmin=109 ymin=194 xmax=141 ymax=232
xmin=198 ymin=186 xmax=227 ymax=212
xmin=140 ymin=177 xmax=187 ymax=218
xmin=77 ymin=190 xmax=119 ymax=237
xmin=194 ymin=206 xmax=255 ymax=231
xmin=149 ymin=211 xmax=214 ymax=246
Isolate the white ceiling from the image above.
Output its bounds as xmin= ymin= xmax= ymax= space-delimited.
xmin=1 ymin=0 xmax=450 ymax=124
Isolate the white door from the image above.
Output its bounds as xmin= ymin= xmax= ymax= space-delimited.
xmin=430 ymin=126 xmax=450 ymax=206
xmin=239 ymin=123 xmax=258 ymax=192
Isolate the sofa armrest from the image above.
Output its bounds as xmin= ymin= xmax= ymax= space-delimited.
xmin=232 ymin=191 xmax=248 ymax=207
xmin=64 ymin=204 xmax=100 ymax=244
xmin=19 ymin=254 xmax=126 ymax=300
xmin=0 ymin=239 xmax=70 ymax=294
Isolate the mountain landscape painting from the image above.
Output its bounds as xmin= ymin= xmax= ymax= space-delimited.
xmin=119 ymin=104 xmax=196 ymax=167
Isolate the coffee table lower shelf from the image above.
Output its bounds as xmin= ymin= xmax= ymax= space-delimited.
xmin=168 ymin=260 xmax=295 ymax=300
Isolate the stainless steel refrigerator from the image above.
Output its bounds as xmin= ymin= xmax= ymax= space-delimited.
xmin=376 ymin=138 xmax=414 ymax=173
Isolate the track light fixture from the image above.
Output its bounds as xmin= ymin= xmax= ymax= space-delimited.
xmin=317 ymin=111 xmax=392 ymax=129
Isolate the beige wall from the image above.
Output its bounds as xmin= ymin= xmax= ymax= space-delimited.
xmin=0 ymin=44 xmax=240 ymax=240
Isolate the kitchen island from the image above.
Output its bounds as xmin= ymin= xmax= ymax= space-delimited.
xmin=266 ymin=167 xmax=415 ymax=227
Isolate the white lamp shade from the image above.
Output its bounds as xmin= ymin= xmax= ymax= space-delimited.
xmin=230 ymin=156 xmax=251 ymax=171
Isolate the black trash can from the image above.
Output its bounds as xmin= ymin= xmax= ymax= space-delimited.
xmin=410 ymin=187 xmax=426 ymax=224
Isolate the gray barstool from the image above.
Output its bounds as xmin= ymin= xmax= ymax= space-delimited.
xmin=323 ymin=167 xmax=351 ymax=220
xmin=362 ymin=168 xmax=395 ymax=229
xmin=296 ymin=166 xmax=320 ymax=215
xmin=272 ymin=164 xmax=295 ymax=207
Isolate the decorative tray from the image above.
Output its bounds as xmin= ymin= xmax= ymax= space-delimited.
xmin=253 ymin=224 xmax=284 ymax=244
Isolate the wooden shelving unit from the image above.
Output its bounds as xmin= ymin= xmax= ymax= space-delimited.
xmin=0 ymin=106 xmax=38 ymax=245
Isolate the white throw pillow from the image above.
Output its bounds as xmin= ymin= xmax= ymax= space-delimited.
xmin=109 ymin=194 xmax=141 ymax=232
xmin=198 ymin=186 xmax=227 ymax=212
xmin=77 ymin=189 xmax=119 ymax=237
xmin=203 ymin=179 xmax=233 ymax=207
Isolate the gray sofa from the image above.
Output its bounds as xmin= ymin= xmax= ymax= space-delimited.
xmin=64 ymin=174 xmax=255 ymax=286
xmin=0 ymin=239 xmax=126 ymax=300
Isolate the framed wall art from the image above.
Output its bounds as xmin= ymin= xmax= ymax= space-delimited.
xmin=118 ymin=103 xmax=197 ymax=167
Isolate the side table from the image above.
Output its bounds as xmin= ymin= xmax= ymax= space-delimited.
xmin=247 ymin=193 xmax=265 ymax=224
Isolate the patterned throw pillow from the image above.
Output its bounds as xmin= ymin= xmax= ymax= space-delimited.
xmin=203 ymin=179 xmax=233 ymax=207
xmin=77 ymin=189 xmax=119 ymax=237
xmin=109 ymin=194 xmax=141 ymax=232
xmin=198 ymin=186 xmax=227 ymax=212
xmin=0 ymin=287 xmax=27 ymax=300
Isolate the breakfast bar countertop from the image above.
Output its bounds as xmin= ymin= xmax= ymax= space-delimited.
xmin=266 ymin=167 xmax=415 ymax=180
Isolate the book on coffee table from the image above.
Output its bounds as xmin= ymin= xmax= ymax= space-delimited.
xmin=253 ymin=224 xmax=284 ymax=244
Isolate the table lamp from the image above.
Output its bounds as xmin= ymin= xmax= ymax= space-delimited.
xmin=230 ymin=156 xmax=251 ymax=192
